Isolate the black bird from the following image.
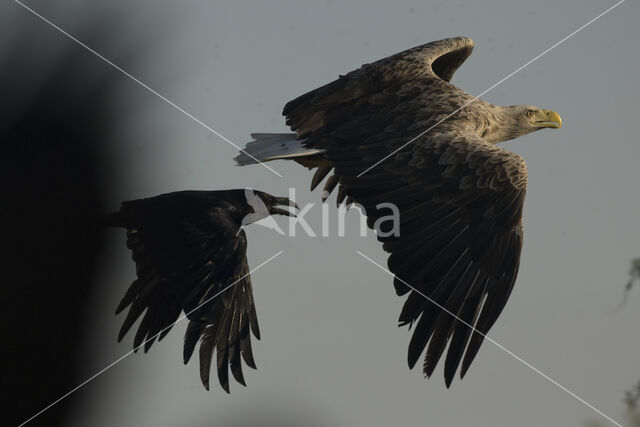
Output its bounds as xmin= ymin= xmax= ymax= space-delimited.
xmin=104 ymin=189 xmax=297 ymax=392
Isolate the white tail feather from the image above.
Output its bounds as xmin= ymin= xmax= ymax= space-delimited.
xmin=234 ymin=133 xmax=325 ymax=166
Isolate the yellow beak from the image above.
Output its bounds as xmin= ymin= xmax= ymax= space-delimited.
xmin=536 ymin=110 xmax=562 ymax=129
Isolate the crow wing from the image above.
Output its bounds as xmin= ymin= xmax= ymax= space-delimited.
xmin=112 ymin=192 xmax=260 ymax=392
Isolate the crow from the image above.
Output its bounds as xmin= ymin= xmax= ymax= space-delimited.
xmin=104 ymin=189 xmax=297 ymax=392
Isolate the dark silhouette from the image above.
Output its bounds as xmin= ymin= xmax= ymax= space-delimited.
xmin=105 ymin=190 xmax=296 ymax=392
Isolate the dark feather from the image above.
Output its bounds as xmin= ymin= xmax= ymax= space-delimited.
xmin=108 ymin=190 xmax=276 ymax=392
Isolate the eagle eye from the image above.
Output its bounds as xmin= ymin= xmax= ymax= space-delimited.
xmin=526 ymin=110 xmax=534 ymax=118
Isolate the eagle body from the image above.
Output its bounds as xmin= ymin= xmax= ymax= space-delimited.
xmin=236 ymin=37 xmax=561 ymax=386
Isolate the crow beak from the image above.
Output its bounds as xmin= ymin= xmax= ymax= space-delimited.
xmin=271 ymin=197 xmax=299 ymax=217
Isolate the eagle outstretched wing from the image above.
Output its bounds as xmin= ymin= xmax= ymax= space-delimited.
xmin=348 ymin=133 xmax=526 ymax=386
xmin=108 ymin=191 xmax=260 ymax=392
xmin=283 ymin=37 xmax=474 ymax=140
xmin=325 ymin=130 xmax=525 ymax=386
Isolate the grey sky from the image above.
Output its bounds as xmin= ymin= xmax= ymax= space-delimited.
xmin=6 ymin=0 xmax=640 ymax=426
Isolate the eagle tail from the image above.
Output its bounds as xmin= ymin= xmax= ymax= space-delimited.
xmin=234 ymin=133 xmax=325 ymax=166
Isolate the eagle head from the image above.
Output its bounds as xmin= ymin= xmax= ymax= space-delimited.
xmin=494 ymin=105 xmax=562 ymax=142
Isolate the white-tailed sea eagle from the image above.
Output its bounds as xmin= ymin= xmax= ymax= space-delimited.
xmin=235 ymin=37 xmax=562 ymax=387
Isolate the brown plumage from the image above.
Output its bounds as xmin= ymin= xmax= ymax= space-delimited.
xmin=236 ymin=37 xmax=561 ymax=386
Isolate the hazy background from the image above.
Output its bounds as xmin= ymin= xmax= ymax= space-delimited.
xmin=4 ymin=0 xmax=639 ymax=426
